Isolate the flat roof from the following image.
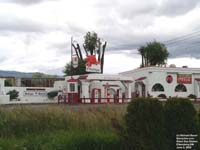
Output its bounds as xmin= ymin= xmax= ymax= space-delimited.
xmin=120 ymin=66 xmax=200 ymax=74
xmin=66 ymin=74 xmax=133 ymax=82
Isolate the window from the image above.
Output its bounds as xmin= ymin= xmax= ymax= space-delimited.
xmin=152 ymin=83 xmax=164 ymax=92
xmin=158 ymin=94 xmax=167 ymax=99
xmin=175 ymin=84 xmax=187 ymax=92
xmin=69 ymin=83 xmax=75 ymax=92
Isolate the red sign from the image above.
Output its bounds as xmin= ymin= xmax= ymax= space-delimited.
xmin=177 ymin=74 xmax=192 ymax=84
xmin=166 ymin=75 xmax=173 ymax=83
xmin=85 ymin=55 xmax=101 ymax=73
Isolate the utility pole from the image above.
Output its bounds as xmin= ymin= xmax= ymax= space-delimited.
xmin=71 ymin=36 xmax=73 ymax=78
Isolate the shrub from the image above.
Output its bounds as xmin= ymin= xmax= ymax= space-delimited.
xmin=164 ymin=98 xmax=198 ymax=150
xmin=6 ymin=90 xmax=19 ymax=100
xmin=47 ymin=90 xmax=60 ymax=99
xmin=124 ymin=97 xmax=167 ymax=150
xmin=188 ymin=94 xmax=196 ymax=99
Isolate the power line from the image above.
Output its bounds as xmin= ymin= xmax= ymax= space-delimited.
xmin=163 ymin=30 xmax=200 ymax=44
xmin=165 ymin=34 xmax=200 ymax=45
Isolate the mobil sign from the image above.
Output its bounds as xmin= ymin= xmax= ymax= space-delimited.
xmin=177 ymin=74 xmax=192 ymax=84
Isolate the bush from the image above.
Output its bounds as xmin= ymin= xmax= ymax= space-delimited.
xmin=164 ymin=98 xmax=198 ymax=150
xmin=188 ymin=94 xmax=196 ymax=99
xmin=47 ymin=90 xmax=60 ymax=99
xmin=6 ymin=90 xmax=19 ymax=100
xmin=124 ymin=97 xmax=167 ymax=150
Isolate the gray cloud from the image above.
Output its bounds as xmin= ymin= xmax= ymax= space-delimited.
xmin=117 ymin=0 xmax=200 ymax=20
xmin=0 ymin=0 xmax=200 ymax=74
xmin=166 ymin=38 xmax=200 ymax=58
xmin=159 ymin=0 xmax=200 ymax=16
xmin=0 ymin=57 xmax=7 ymax=63
xmin=0 ymin=17 xmax=47 ymax=33
xmin=91 ymin=0 xmax=200 ymax=58
xmin=2 ymin=0 xmax=58 ymax=5
xmin=49 ymin=42 xmax=71 ymax=55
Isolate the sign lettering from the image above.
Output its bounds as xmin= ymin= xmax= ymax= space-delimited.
xmin=177 ymin=74 xmax=192 ymax=84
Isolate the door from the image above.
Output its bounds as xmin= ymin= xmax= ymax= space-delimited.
xmin=142 ymin=84 xmax=146 ymax=97
xmin=92 ymin=89 xmax=101 ymax=103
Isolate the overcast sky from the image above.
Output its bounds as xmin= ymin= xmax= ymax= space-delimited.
xmin=0 ymin=0 xmax=200 ymax=75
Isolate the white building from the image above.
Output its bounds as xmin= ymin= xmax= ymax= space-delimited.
xmin=0 ymin=74 xmax=133 ymax=104
xmin=1 ymin=66 xmax=200 ymax=104
xmin=120 ymin=66 xmax=200 ymax=99
xmin=59 ymin=74 xmax=133 ymax=104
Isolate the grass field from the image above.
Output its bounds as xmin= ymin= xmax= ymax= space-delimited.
xmin=0 ymin=104 xmax=126 ymax=150
xmin=0 ymin=102 xmax=199 ymax=150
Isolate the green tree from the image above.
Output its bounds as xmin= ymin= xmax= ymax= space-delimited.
xmin=6 ymin=90 xmax=19 ymax=100
xmin=138 ymin=46 xmax=145 ymax=67
xmin=84 ymin=31 xmax=98 ymax=55
xmin=124 ymin=98 xmax=167 ymax=150
xmin=138 ymin=41 xmax=169 ymax=67
xmin=63 ymin=60 xmax=87 ymax=76
xmin=164 ymin=98 xmax=198 ymax=150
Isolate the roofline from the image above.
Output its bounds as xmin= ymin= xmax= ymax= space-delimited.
xmin=119 ymin=66 xmax=200 ymax=74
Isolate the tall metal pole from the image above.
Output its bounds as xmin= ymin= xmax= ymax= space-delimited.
xmin=71 ymin=36 xmax=73 ymax=78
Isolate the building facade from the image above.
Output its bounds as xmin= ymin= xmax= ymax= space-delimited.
xmin=120 ymin=67 xmax=200 ymax=99
xmin=1 ymin=66 xmax=200 ymax=104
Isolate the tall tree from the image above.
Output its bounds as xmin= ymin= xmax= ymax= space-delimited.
xmin=138 ymin=46 xmax=145 ymax=67
xmin=84 ymin=31 xmax=98 ymax=55
xmin=138 ymin=41 xmax=169 ymax=67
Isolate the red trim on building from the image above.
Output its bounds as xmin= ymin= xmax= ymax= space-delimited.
xmin=135 ymin=77 xmax=146 ymax=81
xmin=67 ymin=78 xmax=78 ymax=82
xmin=78 ymin=75 xmax=88 ymax=79
xmin=195 ymin=78 xmax=200 ymax=81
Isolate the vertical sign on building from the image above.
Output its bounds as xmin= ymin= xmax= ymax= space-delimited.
xmin=72 ymin=56 xmax=78 ymax=68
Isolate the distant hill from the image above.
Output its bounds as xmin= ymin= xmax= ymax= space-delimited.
xmin=0 ymin=70 xmax=62 ymax=78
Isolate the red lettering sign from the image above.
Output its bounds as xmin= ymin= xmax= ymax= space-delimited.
xmin=177 ymin=74 xmax=192 ymax=84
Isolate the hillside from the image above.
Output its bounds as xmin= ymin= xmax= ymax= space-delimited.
xmin=0 ymin=70 xmax=61 ymax=78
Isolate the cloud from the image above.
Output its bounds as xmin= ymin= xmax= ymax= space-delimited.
xmin=2 ymin=0 xmax=58 ymax=5
xmin=0 ymin=17 xmax=47 ymax=33
xmin=0 ymin=57 xmax=7 ymax=63
xmin=159 ymin=0 xmax=200 ymax=16
xmin=0 ymin=0 xmax=200 ymax=75
xmin=167 ymin=40 xmax=200 ymax=58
